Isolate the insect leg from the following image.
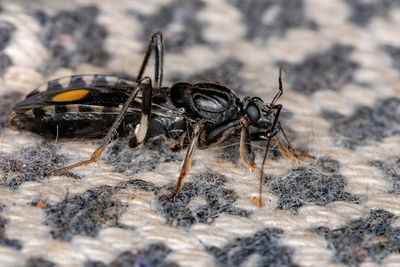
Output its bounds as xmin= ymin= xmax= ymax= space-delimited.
xmin=271 ymin=81 xmax=315 ymax=164
xmin=128 ymin=77 xmax=153 ymax=148
xmin=260 ymin=103 xmax=282 ymax=165
xmin=274 ymin=127 xmax=315 ymax=164
xmin=239 ymin=118 xmax=268 ymax=182
xmin=47 ymin=77 xmax=152 ymax=177
xmin=249 ymin=132 xmax=274 ymax=141
xmin=270 ymin=68 xmax=283 ymax=107
xmin=137 ymin=32 xmax=164 ymax=88
xmin=170 ymin=122 xmax=203 ymax=200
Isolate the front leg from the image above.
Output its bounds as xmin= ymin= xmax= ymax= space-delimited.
xmin=275 ymin=127 xmax=315 ymax=164
xmin=239 ymin=118 xmax=268 ymax=182
xmin=250 ymin=128 xmax=315 ymax=164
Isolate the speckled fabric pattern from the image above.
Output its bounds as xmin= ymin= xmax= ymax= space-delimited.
xmin=0 ymin=0 xmax=399 ymax=266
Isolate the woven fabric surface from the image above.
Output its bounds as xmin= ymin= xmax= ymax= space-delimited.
xmin=0 ymin=0 xmax=399 ymax=266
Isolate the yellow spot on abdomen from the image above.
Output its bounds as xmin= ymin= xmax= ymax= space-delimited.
xmin=52 ymin=89 xmax=89 ymax=102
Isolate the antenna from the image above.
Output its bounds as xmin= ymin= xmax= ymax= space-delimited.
xmin=258 ymin=68 xmax=284 ymax=207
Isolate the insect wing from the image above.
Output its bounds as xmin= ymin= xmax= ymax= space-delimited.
xmin=13 ymin=75 xmax=139 ymax=112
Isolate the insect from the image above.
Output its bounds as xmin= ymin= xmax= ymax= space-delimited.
xmin=10 ymin=32 xmax=312 ymax=202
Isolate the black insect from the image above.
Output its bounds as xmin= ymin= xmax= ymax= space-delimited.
xmin=10 ymin=32 xmax=312 ymax=202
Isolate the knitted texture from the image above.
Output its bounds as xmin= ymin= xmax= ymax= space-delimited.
xmin=0 ymin=0 xmax=399 ymax=266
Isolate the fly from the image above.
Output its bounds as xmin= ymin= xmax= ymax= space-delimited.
xmin=10 ymin=32 xmax=313 ymax=204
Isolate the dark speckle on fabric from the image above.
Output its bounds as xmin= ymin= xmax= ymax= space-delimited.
xmin=40 ymin=5 xmax=108 ymax=71
xmin=269 ymin=158 xmax=359 ymax=213
xmin=280 ymin=45 xmax=359 ymax=95
xmin=229 ymin=0 xmax=315 ymax=41
xmin=332 ymin=97 xmax=400 ymax=148
xmin=316 ymin=157 xmax=341 ymax=173
xmin=315 ymin=209 xmax=400 ymax=266
xmin=137 ymin=0 xmax=207 ymax=53
xmin=157 ymin=171 xmax=251 ymax=228
xmin=103 ymin=139 xmax=177 ymax=176
xmin=371 ymin=158 xmax=400 ymax=195
xmin=0 ymin=214 xmax=22 ymax=250
xmin=0 ymin=144 xmax=74 ymax=190
xmin=45 ymin=186 xmax=127 ymax=241
xmin=345 ymin=0 xmax=400 ymax=25
xmin=207 ymin=228 xmax=297 ymax=267
xmin=84 ymin=262 xmax=106 ymax=267
xmin=217 ymin=142 xmax=242 ymax=164
xmin=0 ymin=20 xmax=15 ymax=51
xmin=383 ymin=45 xmax=400 ymax=74
xmin=0 ymin=21 xmax=15 ymax=75
xmin=26 ymin=258 xmax=55 ymax=267
xmin=120 ymin=179 xmax=160 ymax=193
xmin=0 ymin=92 xmax=21 ymax=132
xmin=0 ymin=53 xmax=12 ymax=75
xmin=26 ymin=9 xmax=49 ymax=25
xmin=321 ymin=109 xmax=346 ymax=121
xmin=85 ymin=243 xmax=178 ymax=267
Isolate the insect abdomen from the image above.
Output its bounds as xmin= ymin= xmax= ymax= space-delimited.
xmin=10 ymin=104 xmax=140 ymax=138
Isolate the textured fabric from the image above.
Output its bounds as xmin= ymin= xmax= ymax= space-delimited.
xmin=0 ymin=0 xmax=399 ymax=266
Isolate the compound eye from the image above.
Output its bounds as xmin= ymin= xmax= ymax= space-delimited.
xmin=246 ymin=103 xmax=260 ymax=123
